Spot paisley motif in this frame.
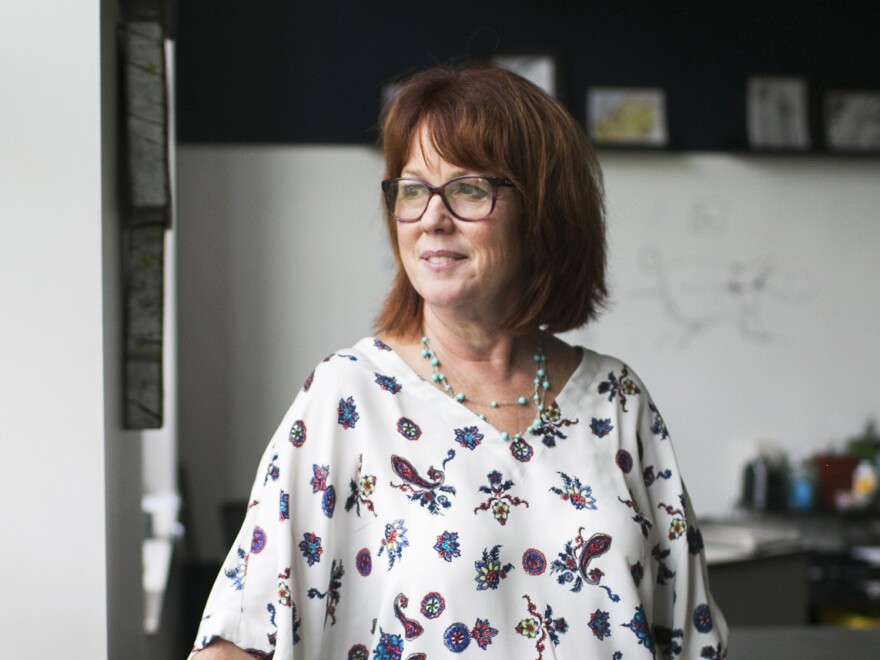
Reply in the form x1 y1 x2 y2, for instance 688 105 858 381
578 532 612 584
393 593 424 640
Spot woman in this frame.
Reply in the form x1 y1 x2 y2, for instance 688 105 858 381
191 64 728 659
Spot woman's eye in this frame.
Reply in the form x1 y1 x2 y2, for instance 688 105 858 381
400 184 425 199
450 181 489 199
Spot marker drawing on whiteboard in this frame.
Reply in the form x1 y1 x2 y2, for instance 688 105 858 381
633 247 815 348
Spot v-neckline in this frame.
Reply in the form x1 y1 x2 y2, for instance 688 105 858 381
364 337 599 476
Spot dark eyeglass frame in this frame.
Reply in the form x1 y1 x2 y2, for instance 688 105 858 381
381 175 515 223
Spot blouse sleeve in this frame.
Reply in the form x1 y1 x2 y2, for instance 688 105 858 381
189 350 373 659
186 353 344 660
187 420 298 660
632 374 729 659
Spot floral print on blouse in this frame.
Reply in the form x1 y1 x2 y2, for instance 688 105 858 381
190 337 728 659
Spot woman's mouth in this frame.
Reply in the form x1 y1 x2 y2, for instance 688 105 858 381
421 250 465 269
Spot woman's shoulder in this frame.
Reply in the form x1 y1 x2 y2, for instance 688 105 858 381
299 336 410 394
547 333 620 375
273 337 406 434
587 349 642 383
554 338 658 411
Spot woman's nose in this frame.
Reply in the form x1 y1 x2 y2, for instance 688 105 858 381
419 193 454 232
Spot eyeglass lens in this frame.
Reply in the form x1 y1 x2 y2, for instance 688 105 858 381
388 177 496 221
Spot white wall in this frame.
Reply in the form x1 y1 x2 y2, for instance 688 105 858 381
0 1 144 656
177 145 880 561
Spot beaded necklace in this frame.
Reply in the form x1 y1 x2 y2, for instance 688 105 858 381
420 334 549 442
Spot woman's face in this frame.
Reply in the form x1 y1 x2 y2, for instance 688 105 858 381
396 125 526 326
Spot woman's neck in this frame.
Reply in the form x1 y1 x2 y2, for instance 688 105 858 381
420 305 532 373
415 306 547 406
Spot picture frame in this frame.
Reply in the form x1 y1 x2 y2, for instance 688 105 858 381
824 89 880 153
492 53 561 99
586 87 669 147
746 76 810 151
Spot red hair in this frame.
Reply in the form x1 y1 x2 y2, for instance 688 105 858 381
375 62 607 340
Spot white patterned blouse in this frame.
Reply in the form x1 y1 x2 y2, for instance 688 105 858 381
190 337 728 659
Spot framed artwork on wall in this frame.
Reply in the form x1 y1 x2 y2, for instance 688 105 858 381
746 76 810 151
825 90 880 153
586 87 668 147
492 53 560 99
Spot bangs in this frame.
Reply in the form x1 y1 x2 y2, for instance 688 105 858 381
382 70 524 182
418 109 503 177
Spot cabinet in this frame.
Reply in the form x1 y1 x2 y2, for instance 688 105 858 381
708 551 811 626
704 512 880 627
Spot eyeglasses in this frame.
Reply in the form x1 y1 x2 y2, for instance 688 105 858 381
381 175 515 222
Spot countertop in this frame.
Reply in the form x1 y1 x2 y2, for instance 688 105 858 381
701 518 807 565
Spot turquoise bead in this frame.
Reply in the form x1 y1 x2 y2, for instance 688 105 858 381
517 396 527 406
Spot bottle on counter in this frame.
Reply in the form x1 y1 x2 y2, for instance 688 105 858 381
787 456 816 513
741 442 789 511
852 459 878 507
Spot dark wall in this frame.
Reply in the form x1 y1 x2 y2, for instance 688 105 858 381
176 1 880 151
